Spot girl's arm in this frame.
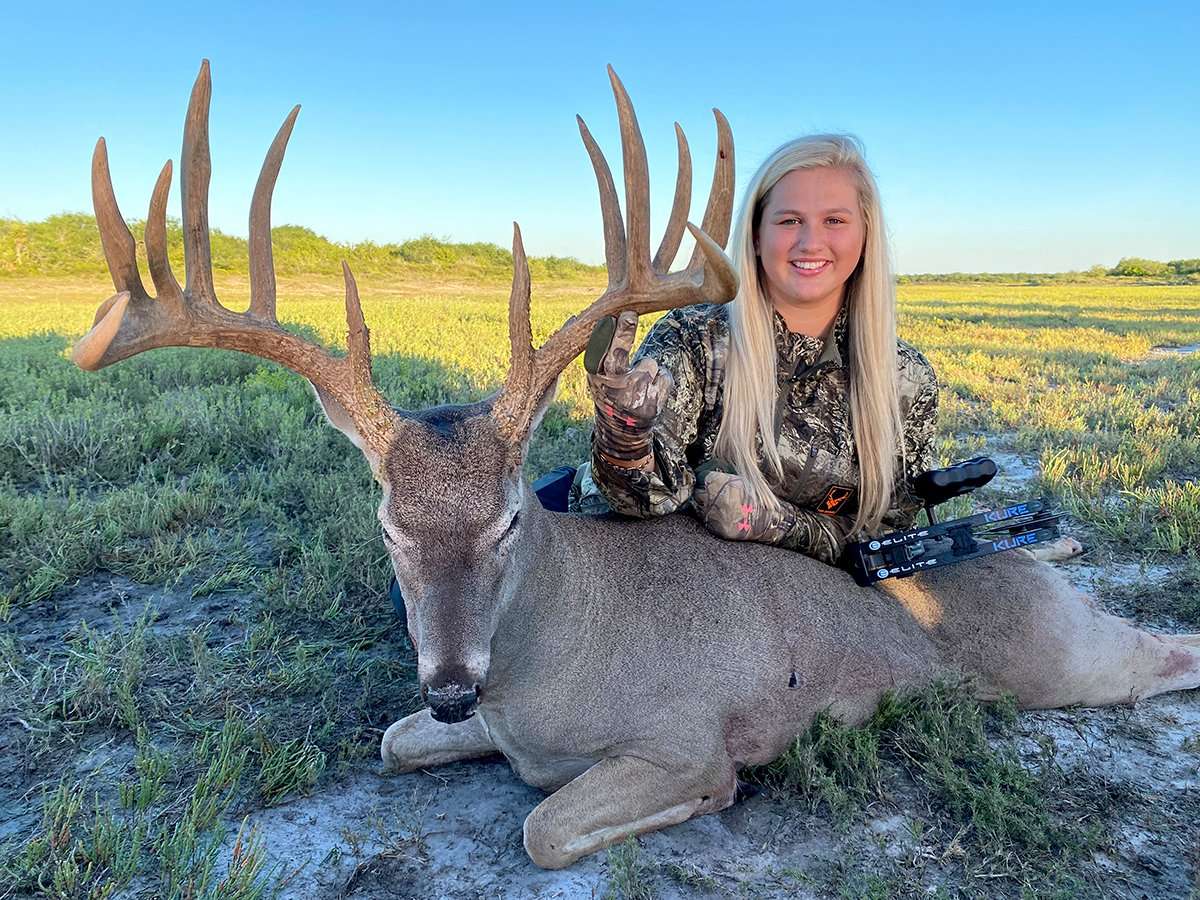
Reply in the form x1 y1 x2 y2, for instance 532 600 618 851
879 351 941 531
588 310 708 518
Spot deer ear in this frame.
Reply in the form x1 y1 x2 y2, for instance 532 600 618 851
529 375 559 435
309 381 384 477
501 375 560 468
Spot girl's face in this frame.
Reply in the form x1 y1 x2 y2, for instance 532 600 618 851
755 166 866 321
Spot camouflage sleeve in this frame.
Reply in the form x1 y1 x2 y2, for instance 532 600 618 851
880 349 940 531
775 505 857 565
590 312 706 518
691 470 852 565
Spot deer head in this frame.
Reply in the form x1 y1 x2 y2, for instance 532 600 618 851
74 60 737 723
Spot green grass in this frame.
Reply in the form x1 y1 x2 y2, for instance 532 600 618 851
749 682 1110 891
2 271 1198 895
604 837 656 900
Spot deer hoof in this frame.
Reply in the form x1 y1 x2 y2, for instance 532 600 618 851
380 717 420 773
1027 536 1084 563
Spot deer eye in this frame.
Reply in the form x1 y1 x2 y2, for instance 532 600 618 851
497 512 520 552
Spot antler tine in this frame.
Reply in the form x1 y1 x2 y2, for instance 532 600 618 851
91 138 148 302
181 59 218 304
688 108 735 267
686 221 739 302
342 261 370 376
652 122 692 274
492 224 536 440
249 105 301 322
607 66 652 290
145 160 184 308
340 262 395 436
507 224 534 390
576 115 626 288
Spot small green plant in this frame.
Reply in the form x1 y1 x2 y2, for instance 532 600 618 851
118 726 173 812
211 819 276 900
257 735 327 805
663 861 718 892
751 708 885 822
604 837 656 900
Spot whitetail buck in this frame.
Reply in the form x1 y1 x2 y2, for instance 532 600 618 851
74 61 1200 869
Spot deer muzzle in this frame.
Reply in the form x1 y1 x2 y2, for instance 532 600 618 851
422 680 481 723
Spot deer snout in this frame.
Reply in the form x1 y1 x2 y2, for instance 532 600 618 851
422 680 481 723
418 653 489 723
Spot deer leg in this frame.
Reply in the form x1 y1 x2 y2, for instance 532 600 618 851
1120 630 1200 701
1001 601 1200 708
521 755 734 869
898 553 1200 708
1046 627 1200 707
380 709 498 773
1009 582 1200 708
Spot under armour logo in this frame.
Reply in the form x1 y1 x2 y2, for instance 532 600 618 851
737 503 754 532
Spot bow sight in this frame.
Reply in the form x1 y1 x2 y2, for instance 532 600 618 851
845 457 1062 586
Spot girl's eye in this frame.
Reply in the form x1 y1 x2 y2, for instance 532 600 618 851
827 217 845 225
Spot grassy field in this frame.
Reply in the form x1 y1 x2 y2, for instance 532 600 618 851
1 272 1198 897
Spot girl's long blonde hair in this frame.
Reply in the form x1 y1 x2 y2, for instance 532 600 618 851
713 134 901 536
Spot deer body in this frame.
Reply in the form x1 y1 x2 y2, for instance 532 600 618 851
74 61 1200 872
380 475 1200 868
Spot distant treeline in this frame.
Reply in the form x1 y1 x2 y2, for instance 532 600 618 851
2 214 1194 285
900 257 1200 285
0 214 604 280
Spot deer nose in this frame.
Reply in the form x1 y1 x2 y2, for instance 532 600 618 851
422 682 480 723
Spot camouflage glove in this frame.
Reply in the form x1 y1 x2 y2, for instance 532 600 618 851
692 470 797 544
584 310 674 471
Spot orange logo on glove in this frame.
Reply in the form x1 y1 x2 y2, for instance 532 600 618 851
818 485 854 516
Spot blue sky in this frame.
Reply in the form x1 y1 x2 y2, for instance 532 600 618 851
1 1 1195 273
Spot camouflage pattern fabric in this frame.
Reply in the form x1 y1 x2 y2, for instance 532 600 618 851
569 302 939 565
586 311 673 470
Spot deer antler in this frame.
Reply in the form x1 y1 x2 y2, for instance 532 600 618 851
73 60 399 459
491 66 737 443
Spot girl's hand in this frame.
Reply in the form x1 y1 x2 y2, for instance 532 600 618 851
585 311 674 469
692 471 796 544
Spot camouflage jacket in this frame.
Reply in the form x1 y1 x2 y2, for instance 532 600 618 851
571 303 939 565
